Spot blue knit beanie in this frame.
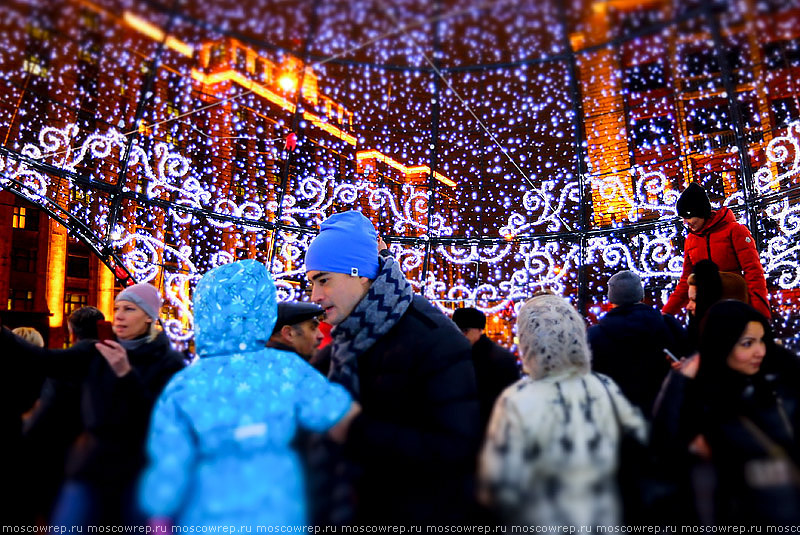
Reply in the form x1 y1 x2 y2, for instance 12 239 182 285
304 211 380 279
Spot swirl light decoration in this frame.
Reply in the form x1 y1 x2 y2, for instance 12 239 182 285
1 0 799 350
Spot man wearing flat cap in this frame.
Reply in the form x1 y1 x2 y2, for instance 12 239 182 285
266 302 324 361
304 210 480 524
663 182 770 319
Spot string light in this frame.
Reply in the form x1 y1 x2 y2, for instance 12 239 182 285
1 1 799 349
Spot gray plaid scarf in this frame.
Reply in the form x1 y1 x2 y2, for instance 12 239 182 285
329 255 413 399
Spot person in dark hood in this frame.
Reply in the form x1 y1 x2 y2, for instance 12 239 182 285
588 269 688 417
653 300 800 524
663 182 769 319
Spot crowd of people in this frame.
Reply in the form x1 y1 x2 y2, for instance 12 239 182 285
2 183 798 528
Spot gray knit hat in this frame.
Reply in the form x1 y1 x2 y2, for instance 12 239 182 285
115 283 162 321
607 270 644 306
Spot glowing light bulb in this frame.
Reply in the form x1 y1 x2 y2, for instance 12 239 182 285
278 74 297 93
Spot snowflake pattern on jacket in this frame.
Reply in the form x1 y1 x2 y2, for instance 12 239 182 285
139 260 352 526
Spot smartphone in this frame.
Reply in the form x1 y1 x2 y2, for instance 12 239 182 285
663 348 680 363
96 319 115 342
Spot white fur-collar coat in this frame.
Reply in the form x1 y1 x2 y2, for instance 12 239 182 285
478 372 647 527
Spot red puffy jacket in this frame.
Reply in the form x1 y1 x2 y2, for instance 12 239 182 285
663 208 770 319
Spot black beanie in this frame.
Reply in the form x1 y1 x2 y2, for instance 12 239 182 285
676 182 712 219
692 259 723 320
452 307 486 330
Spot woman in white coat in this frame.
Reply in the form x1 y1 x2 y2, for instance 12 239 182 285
478 293 647 527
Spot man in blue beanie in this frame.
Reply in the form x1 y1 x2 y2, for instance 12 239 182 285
305 210 480 525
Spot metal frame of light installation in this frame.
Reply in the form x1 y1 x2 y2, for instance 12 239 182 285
1 0 799 347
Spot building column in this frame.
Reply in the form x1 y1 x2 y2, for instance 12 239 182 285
0 192 13 309
97 260 115 320
45 219 67 348
571 5 632 226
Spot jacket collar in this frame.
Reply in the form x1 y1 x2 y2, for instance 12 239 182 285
692 207 735 237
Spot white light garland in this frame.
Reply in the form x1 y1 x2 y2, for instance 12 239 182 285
4 120 800 340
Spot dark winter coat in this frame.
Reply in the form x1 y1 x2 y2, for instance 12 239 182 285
652 355 800 525
22 374 83 521
0 328 184 485
663 208 770 318
315 295 481 524
0 328 45 524
588 303 688 417
471 334 519 431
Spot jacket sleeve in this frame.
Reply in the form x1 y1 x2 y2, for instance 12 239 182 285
662 247 694 316
0 327 92 379
650 371 699 454
607 377 649 443
109 354 185 433
346 341 480 469
730 223 770 319
477 393 530 520
587 325 612 375
295 358 353 433
139 380 196 520
662 313 692 357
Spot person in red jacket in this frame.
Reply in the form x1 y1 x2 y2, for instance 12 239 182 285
663 182 770 319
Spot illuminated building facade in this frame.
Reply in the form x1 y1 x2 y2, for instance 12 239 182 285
0 0 455 347
1 0 800 350
574 0 800 227
571 0 800 338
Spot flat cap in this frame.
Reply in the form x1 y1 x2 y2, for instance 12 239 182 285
271 301 323 335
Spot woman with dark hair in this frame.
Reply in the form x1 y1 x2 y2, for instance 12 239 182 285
685 259 749 348
653 300 800 524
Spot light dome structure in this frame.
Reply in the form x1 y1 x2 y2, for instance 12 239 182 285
1 0 799 347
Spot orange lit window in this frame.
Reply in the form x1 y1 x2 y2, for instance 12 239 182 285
8 289 34 311
12 206 26 229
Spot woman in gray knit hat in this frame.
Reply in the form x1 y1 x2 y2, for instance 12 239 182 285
478 293 646 528
0 282 185 526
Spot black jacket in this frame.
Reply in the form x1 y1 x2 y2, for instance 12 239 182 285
652 354 800 525
0 328 184 485
471 334 519 432
588 303 688 417
0 328 45 524
316 295 481 524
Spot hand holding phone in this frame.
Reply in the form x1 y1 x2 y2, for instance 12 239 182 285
663 348 680 363
96 320 115 342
